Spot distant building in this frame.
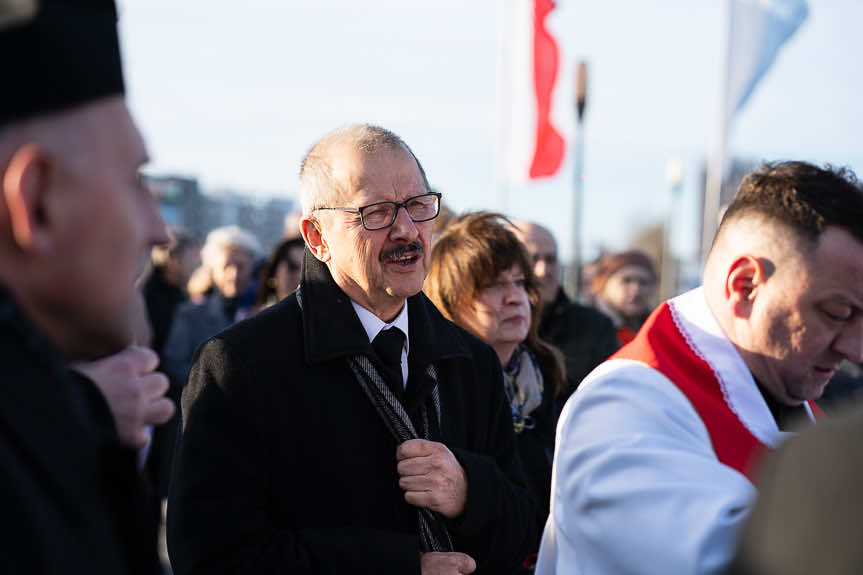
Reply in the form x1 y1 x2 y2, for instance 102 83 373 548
145 174 296 253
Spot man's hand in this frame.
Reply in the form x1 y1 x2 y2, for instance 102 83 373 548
396 439 468 518
420 552 476 574
71 346 175 449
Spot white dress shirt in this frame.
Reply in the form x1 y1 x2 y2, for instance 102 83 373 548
351 301 409 389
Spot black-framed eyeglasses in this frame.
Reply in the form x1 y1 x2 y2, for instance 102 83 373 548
313 191 442 231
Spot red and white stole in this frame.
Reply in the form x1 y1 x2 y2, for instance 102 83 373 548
612 288 820 483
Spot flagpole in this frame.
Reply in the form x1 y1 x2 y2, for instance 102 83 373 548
570 61 587 300
702 0 732 263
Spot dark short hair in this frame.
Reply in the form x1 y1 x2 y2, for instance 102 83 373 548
425 211 564 395
719 161 863 249
255 236 305 307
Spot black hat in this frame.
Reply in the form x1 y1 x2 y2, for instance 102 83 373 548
0 0 125 126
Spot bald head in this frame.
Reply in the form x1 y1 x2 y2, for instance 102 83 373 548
298 124 429 218
513 221 559 306
0 97 167 360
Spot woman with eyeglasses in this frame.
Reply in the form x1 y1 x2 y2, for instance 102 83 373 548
424 211 564 571
254 236 306 312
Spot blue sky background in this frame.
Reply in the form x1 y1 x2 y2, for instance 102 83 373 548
117 0 863 264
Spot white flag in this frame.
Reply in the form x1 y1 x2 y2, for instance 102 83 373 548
497 0 565 191
726 0 808 123
702 0 808 258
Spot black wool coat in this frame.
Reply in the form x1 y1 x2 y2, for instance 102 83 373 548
539 288 620 401
0 287 160 575
167 253 537 574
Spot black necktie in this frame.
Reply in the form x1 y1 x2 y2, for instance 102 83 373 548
372 327 405 399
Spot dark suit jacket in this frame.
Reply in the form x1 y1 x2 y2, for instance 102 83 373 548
0 287 159 574
167 252 536 574
539 288 619 400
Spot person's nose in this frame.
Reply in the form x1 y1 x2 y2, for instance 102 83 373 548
833 316 863 363
388 205 419 242
502 281 527 305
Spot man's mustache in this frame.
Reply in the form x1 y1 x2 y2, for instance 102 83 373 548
380 241 424 261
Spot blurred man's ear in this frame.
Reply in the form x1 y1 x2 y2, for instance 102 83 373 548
300 217 330 263
2 143 53 253
726 255 762 319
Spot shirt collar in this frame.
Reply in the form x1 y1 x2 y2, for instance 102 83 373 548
350 300 410 355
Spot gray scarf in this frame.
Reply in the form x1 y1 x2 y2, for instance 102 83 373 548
347 355 454 552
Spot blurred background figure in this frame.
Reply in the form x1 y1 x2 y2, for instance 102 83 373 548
430 193 456 245
425 212 564 569
254 236 305 311
514 221 618 401
162 225 260 386
142 227 201 357
185 265 213 303
282 208 302 240
139 227 201 544
590 250 658 346
816 361 863 412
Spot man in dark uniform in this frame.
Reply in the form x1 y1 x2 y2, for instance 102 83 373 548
513 221 619 399
168 125 536 574
0 0 172 572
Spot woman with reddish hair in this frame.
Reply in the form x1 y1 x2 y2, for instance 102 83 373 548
591 250 658 346
425 212 564 567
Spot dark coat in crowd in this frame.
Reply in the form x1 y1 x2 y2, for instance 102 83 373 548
167 253 536 575
0 287 160 575
141 266 188 503
161 292 235 387
539 288 619 400
142 266 187 357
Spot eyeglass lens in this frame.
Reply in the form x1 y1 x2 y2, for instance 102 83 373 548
362 194 439 230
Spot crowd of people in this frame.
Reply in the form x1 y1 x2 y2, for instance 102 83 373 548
4 2 863 575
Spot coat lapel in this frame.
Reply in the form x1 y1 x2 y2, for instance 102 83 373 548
298 247 473 410
299 248 375 364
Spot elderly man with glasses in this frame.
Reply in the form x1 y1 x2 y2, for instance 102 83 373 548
168 125 536 575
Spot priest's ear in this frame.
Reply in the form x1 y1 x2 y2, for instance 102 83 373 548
1 143 53 254
300 215 330 263
725 255 771 319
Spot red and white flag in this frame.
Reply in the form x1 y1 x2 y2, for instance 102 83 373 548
498 0 566 188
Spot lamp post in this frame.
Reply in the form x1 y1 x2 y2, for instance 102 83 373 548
662 157 685 299
569 60 588 300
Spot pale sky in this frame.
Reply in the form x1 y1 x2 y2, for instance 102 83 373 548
117 0 863 264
